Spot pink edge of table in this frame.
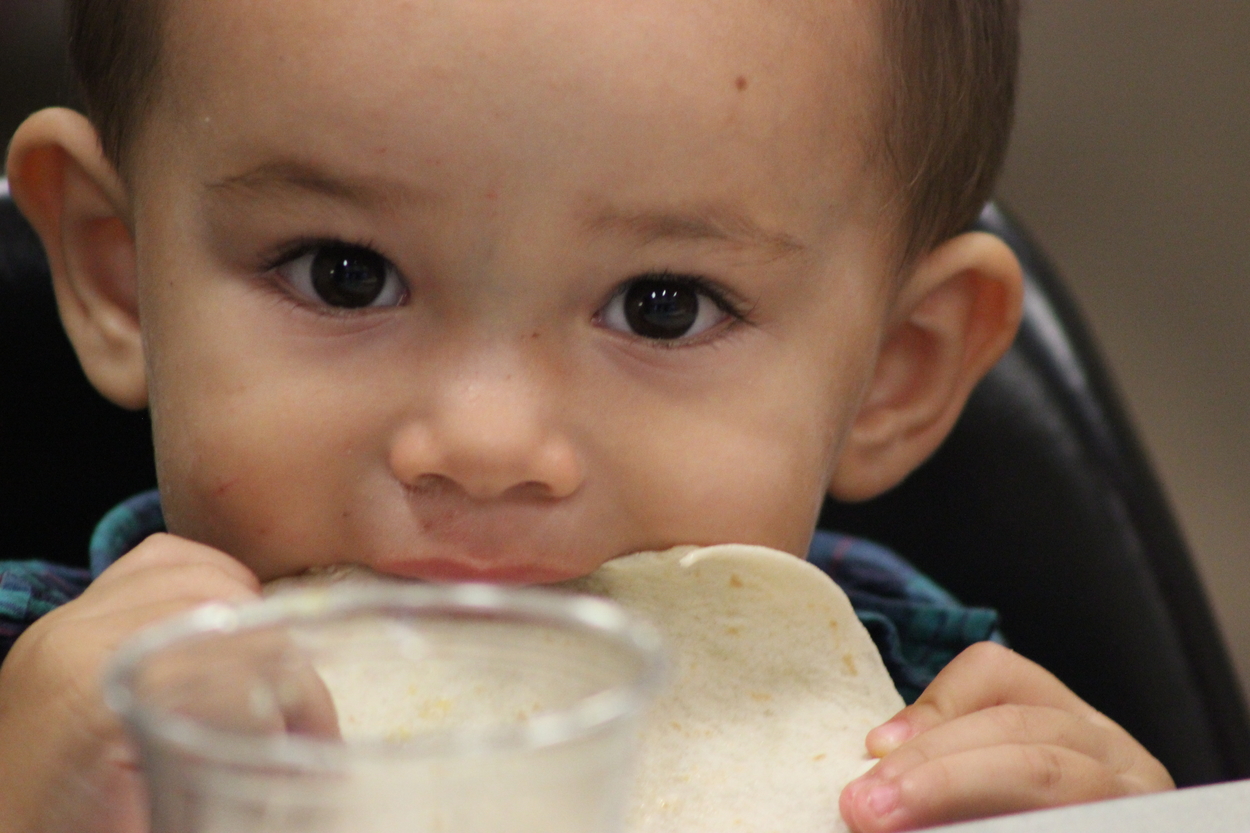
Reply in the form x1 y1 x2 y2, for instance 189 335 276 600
929 779 1250 833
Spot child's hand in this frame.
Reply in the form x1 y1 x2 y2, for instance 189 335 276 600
0 534 261 833
839 642 1174 832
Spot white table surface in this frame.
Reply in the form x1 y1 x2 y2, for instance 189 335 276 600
930 779 1250 833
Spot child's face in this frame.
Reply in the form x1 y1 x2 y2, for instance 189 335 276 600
126 0 897 581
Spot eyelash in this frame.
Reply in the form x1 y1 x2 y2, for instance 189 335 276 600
601 272 754 348
260 237 387 275
259 237 402 313
664 273 749 317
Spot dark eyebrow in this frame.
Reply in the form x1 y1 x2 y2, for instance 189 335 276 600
205 160 410 208
585 205 806 256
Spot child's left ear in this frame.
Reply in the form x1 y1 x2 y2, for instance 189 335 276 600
829 231 1024 501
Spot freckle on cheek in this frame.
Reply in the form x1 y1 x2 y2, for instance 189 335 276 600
735 75 749 91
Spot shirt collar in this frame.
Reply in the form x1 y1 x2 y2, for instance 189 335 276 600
88 490 166 578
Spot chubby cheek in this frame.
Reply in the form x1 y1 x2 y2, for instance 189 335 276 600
142 315 390 580
599 308 879 558
150 380 377 579
601 371 854 559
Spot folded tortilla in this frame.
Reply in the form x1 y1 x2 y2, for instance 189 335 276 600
563 545 903 833
265 545 903 832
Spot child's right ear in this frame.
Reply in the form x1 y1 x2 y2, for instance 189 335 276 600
6 107 147 410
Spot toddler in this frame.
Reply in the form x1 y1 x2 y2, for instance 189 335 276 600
1 0 1172 831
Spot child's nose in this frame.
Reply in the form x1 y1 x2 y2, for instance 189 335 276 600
387 369 584 502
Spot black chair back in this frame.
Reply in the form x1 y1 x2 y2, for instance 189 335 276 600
822 204 1250 786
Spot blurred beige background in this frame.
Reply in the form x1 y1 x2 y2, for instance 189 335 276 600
4 2 1250 692
997 0 1250 695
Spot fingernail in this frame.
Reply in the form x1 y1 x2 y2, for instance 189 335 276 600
870 719 914 754
866 782 900 818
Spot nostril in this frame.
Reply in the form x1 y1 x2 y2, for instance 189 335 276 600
389 421 584 501
408 473 459 495
404 474 555 501
504 480 560 501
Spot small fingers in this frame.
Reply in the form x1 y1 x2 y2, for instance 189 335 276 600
866 643 1097 756
80 533 260 616
283 661 342 740
853 703 1173 810
869 704 1137 785
841 743 1128 833
137 630 342 740
93 532 261 592
16 534 265 710
846 643 1174 832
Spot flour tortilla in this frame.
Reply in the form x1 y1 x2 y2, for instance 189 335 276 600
263 563 404 595
562 545 903 833
265 545 903 833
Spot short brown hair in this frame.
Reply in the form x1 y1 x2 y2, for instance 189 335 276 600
65 0 164 177
66 0 1018 263
878 0 1020 267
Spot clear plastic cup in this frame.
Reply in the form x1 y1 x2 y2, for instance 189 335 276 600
105 582 665 833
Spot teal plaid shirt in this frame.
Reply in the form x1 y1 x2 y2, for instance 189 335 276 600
1 491 1003 703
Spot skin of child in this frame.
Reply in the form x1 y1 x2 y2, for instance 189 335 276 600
1 0 1173 830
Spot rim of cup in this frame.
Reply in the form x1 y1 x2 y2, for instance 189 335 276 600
104 581 667 771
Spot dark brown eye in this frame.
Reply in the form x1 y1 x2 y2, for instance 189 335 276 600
624 279 701 339
309 244 391 308
599 275 735 342
277 243 405 309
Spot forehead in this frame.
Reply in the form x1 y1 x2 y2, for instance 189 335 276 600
145 0 886 239
159 0 879 102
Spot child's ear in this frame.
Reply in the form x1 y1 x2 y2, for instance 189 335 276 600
5 107 147 409
828 231 1024 501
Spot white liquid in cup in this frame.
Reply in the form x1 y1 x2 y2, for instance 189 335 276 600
106 583 665 833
